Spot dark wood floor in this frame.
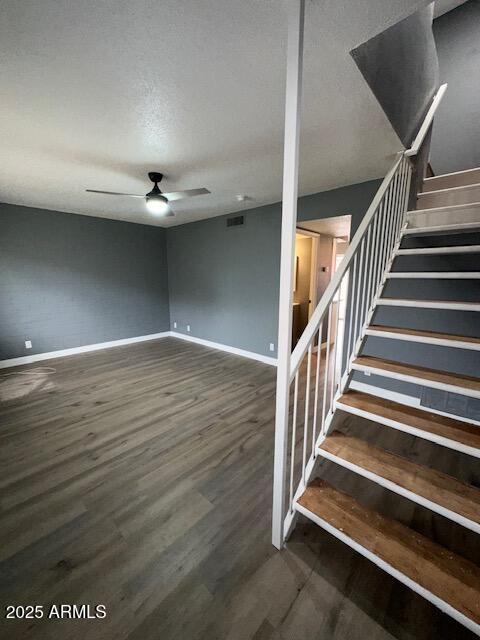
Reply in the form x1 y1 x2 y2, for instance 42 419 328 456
0 338 477 639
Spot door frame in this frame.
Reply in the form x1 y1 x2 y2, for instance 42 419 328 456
295 227 320 320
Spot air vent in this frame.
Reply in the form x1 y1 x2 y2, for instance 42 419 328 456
226 215 245 228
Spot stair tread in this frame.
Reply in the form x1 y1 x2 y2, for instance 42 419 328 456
368 325 480 345
353 356 480 393
397 245 480 254
297 479 480 626
318 431 480 525
408 201 480 216
418 182 480 197
337 390 480 450
387 272 480 279
378 298 480 309
423 167 480 192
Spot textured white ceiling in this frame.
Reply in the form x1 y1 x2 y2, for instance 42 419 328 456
0 0 428 227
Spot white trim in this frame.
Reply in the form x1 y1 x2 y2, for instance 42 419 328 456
316 445 480 534
169 331 277 366
336 397 480 459
396 245 480 256
377 298 480 312
0 331 278 370
272 0 305 550
386 272 480 279
365 327 480 351
351 361 480 400
294 502 480 636
0 332 170 369
348 380 480 427
402 221 480 235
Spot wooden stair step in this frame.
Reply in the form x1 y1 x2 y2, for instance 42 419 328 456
397 245 480 256
376 298 480 312
296 480 480 634
336 390 480 458
365 325 480 351
352 356 480 399
386 272 480 279
402 221 480 235
317 431 480 533
423 167 480 192
407 202 480 230
417 183 480 210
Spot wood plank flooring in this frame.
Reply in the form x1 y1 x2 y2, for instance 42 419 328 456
0 337 478 639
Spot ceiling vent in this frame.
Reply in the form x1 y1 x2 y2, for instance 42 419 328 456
226 215 245 228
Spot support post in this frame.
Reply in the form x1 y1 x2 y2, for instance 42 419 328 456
272 0 305 550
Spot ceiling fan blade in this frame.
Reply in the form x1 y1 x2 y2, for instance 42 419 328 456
163 188 210 202
86 189 145 198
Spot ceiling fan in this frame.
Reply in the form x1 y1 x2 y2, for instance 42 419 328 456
86 172 210 216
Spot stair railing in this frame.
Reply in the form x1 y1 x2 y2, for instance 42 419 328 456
272 84 447 549
278 153 412 544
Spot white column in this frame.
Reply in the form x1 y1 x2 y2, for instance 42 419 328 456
272 0 305 550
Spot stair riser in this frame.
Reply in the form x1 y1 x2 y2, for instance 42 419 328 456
407 204 480 229
336 402 480 458
400 232 480 250
392 253 480 273
351 362 480 400
371 307 480 341
383 278 480 303
423 168 480 192
418 184 480 209
361 336 480 379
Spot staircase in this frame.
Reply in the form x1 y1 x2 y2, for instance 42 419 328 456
272 85 480 634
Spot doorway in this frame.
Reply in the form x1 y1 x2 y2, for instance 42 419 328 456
292 215 351 347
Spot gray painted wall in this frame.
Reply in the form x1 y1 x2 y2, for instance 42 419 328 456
167 180 381 358
0 203 170 360
430 0 480 174
351 5 438 147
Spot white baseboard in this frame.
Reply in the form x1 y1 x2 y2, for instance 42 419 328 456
169 331 277 366
0 332 170 369
0 330 278 370
349 380 480 427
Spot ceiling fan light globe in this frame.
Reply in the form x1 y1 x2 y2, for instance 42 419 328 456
146 195 169 215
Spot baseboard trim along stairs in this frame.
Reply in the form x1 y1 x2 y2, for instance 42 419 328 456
283 153 480 634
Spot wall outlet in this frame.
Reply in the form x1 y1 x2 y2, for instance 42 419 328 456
186 324 191 333
173 321 177 329
269 343 275 352
25 340 32 349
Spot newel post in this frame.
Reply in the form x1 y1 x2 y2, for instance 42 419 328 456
272 0 305 549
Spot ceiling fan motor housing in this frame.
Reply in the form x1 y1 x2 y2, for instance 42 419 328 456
148 172 163 184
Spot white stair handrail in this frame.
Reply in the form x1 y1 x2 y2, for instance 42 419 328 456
272 81 448 550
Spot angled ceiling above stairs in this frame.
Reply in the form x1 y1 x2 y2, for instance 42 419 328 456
0 0 429 227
